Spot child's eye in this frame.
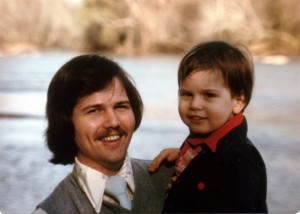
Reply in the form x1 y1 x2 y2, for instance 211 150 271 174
205 92 216 98
180 92 192 97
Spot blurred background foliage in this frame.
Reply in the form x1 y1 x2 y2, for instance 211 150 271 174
1 0 299 56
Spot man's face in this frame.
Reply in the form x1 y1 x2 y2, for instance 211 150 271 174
72 77 135 175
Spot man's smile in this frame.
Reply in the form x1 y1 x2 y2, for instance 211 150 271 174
101 134 121 142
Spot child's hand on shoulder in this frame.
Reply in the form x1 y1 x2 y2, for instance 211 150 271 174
148 148 179 172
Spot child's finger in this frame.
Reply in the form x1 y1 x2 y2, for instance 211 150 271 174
148 151 167 172
148 148 179 172
167 149 180 162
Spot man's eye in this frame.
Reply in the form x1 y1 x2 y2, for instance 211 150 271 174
116 103 131 109
88 109 99 114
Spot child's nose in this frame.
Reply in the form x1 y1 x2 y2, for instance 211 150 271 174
190 96 203 110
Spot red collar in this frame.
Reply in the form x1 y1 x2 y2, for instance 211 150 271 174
188 113 244 152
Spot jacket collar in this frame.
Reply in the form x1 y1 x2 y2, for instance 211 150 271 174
188 113 244 152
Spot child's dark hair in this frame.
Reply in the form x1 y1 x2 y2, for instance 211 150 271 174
178 40 254 111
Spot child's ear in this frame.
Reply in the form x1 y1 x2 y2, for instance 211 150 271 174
233 94 246 114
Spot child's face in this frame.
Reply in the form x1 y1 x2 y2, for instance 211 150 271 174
178 70 245 135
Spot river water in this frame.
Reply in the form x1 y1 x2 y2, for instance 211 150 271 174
0 52 299 213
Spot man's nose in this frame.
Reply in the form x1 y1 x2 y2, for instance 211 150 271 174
102 110 120 128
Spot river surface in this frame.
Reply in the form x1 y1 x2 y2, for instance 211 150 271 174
0 52 299 213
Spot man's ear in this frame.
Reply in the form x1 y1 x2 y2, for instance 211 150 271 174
233 94 246 114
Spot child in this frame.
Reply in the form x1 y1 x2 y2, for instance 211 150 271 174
149 41 268 213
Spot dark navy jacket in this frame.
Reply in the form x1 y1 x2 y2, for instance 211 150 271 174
163 118 268 213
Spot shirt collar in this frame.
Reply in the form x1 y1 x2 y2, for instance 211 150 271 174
118 155 135 192
74 155 135 213
188 113 244 152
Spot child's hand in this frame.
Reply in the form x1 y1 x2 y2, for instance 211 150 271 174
148 148 179 172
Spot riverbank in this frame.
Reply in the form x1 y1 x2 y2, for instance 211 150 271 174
1 0 300 56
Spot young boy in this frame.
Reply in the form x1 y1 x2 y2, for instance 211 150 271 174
149 41 268 213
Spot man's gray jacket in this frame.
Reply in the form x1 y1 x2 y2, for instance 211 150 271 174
34 159 173 214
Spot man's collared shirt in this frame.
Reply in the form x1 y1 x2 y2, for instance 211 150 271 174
74 155 135 213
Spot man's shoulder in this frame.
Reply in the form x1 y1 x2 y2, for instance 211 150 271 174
130 158 173 180
35 172 94 214
36 173 75 209
130 158 150 169
129 158 173 212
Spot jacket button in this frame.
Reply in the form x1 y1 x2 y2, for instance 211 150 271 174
197 181 205 190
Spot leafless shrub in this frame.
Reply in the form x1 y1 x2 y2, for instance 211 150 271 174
80 0 300 55
0 0 299 55
251 0 300 54
0 0 82 50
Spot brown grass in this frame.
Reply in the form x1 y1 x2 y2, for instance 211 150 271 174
0 0 299 56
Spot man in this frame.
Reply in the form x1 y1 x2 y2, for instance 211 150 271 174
33 55 172 214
